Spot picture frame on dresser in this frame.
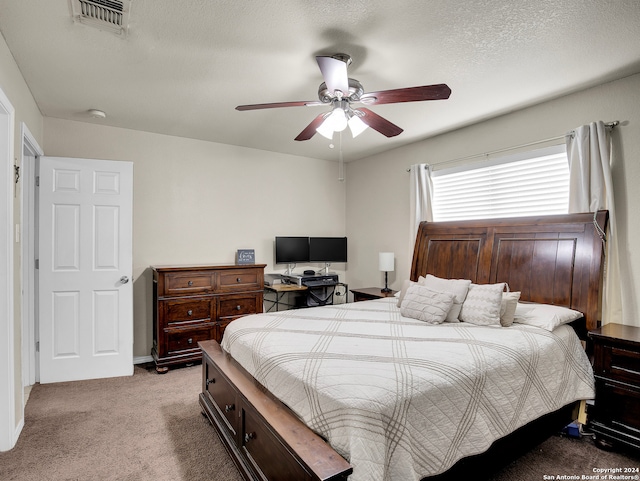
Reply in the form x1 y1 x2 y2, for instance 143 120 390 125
151 263 266 373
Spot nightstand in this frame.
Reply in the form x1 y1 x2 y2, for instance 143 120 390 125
350 287 398 302
589 323 640 450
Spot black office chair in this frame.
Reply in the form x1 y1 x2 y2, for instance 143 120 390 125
306 286 335 307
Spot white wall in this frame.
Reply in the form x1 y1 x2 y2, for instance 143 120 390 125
346 73 640 326
43 118 347 358
0 31 43 448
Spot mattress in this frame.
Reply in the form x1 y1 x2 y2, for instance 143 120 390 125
221 298 595 481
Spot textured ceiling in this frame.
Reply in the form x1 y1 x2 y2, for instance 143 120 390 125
1 0 639 161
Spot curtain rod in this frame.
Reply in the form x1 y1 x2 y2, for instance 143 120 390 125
406 120 620 172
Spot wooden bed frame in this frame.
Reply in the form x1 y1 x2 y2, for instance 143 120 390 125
199 211 608 481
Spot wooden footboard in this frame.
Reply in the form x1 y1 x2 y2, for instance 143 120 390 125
198 339 352 481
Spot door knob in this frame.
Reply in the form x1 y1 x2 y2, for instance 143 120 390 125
120 276 129 284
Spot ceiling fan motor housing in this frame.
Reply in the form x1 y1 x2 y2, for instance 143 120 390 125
317 78 364 103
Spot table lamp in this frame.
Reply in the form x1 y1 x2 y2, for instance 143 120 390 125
379 252 394 293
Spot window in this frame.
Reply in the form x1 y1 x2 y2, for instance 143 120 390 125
431 145 569 221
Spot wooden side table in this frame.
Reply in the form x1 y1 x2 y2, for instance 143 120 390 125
588 323 640 450
350 287 398 302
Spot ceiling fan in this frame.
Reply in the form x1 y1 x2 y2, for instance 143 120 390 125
236 53 451 141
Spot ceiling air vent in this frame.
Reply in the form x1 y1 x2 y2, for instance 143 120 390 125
70 0 132 37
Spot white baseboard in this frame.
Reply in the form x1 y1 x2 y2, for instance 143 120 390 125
133 355 153 365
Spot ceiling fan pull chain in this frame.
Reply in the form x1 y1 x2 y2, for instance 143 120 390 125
338 131 344 182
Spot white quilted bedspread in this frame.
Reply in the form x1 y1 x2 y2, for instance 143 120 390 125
221 298 594 481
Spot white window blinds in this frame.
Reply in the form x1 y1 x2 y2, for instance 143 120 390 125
431 145 569 221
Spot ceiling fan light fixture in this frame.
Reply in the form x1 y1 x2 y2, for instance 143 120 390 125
327 106 348 132
316 119 335 139
348 114 368 138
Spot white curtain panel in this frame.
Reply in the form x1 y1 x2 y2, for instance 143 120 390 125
566 121 625 326
409 164 434 256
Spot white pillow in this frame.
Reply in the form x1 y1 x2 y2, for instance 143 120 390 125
396 279 416 307
500 291 521 327
459 282 506 326
513 302 584 331
400 284 455 325
418 275 472 323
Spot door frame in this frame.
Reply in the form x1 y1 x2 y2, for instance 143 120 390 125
0 86 17 451
20 123 43 387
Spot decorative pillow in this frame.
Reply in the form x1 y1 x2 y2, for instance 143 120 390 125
396 279 416 308
500 291 521 327
400 284 455 325
513 302 584 331
418 275 472 323
459 282 506 326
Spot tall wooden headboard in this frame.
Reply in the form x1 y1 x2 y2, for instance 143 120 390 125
410 211 608 331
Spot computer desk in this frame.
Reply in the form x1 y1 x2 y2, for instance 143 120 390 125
264 282 348 312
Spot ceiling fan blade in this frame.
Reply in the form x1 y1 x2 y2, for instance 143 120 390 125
236 100 322 111
316 56 349 96
360 84 451 105
294 113 327 141
357 108 403 137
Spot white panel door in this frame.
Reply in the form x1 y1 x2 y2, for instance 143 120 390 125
39 157 133 383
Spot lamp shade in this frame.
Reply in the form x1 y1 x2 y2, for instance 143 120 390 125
348 115 368 138
316 120 334 139
379 252 395 272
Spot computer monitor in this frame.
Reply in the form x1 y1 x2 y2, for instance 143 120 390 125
309 237 347 273
275 237 309 274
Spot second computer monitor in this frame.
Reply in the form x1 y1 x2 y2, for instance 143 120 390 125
309 237 347 263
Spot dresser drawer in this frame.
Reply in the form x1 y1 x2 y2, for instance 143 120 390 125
163 272 214 296
217 318 236 342
242 405 313 481
166 325 215 354
598 344 640 386
164 298 214 326
219 294 261 319
593 379 640 447
597 380 640 430
203 359 239 438
218 268 262 292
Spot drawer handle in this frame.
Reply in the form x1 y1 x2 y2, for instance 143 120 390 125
187 338 193 344
187 310 193 316
236 305 241 311
244 432 255 444
236 277 241 283
188 280 193 286
224 404 235 413
206 378 215 386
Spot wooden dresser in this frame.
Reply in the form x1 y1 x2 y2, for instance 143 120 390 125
589 323 640 450
151 264 266 373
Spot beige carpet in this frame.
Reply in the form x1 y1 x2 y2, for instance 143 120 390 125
0 364 242 481
1 363 638 481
